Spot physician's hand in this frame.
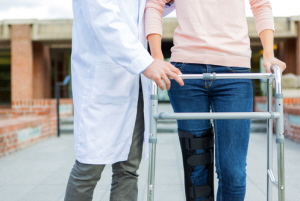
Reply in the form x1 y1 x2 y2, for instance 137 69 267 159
263 56 286 73
143 60 184 90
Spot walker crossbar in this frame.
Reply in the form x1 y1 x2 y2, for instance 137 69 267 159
147 65 285 201
177 73 274 80
153 112 280 120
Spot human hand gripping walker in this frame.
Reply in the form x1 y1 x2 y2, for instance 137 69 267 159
147 65 285 201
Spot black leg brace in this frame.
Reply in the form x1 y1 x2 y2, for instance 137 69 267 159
178 127 214 201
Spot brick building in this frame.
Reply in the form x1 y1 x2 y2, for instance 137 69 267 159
0 18 300 105
0 18 300 155
0 20 72 105
0 20 73 156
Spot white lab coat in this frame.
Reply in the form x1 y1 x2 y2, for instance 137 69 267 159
71 0 155 164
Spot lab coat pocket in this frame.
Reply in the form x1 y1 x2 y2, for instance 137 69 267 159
91 63 131 105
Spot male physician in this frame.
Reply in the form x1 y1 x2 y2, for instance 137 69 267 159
64 0 183 201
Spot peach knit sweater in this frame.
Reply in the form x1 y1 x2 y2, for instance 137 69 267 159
145 0 275 68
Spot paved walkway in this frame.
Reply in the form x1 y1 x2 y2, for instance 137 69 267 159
1 105 300 201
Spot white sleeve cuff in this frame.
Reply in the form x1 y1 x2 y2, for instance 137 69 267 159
127 51 154 75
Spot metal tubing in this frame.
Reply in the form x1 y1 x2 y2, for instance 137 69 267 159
271 65 285 201
148 143 157 201
267 79 274 201
276 96 285 201
56 83 61 137
271 65 282 94
147 67 284 201
275 98 284 137
55 76 70 137
278 143 285 201
151 80 158 95
148 81 158 201
153 112 280 120
268 169 278 186
178 73 274 80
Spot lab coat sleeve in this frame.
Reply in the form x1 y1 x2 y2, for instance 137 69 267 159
78 0 154 74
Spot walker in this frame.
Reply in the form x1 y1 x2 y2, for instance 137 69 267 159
147 65 285 201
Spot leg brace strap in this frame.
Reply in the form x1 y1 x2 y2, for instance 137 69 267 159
179 127 214 201
190 185 212 198
188 151 213 166
185 136 214 150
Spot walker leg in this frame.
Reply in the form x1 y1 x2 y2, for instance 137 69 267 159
148 142 157 201
276 94 285 201
267 79 273 201
271 65 285 201
148 82 158 201
277 143 285 201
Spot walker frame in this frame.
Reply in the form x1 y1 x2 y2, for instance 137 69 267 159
147 65 285 201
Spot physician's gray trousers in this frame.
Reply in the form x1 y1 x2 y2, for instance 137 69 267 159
64 82 144 201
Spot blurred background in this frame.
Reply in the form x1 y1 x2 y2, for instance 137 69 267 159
0 0 300 159
0 1 300 200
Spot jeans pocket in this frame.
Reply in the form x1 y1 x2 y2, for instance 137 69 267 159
171 62 185 70
225 67 250 73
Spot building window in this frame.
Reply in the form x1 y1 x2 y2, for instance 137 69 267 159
0 50 11 105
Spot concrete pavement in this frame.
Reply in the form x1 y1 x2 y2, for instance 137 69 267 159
1 103 300 201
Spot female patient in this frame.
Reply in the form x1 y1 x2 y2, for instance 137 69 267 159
145 0 286 201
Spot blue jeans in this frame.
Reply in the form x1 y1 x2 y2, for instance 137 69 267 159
168 63 253 201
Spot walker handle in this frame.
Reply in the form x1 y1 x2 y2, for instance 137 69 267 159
270 65 280 74
270 65 282 94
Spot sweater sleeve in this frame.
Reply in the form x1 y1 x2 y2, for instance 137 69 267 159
249 0 275 35
145 0 169 39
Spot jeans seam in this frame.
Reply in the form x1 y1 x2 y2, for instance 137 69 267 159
179 63 186 70
226 66 250 73
207 80 213 88
211 102 223 201
173 62 185 70
215 124 223 201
